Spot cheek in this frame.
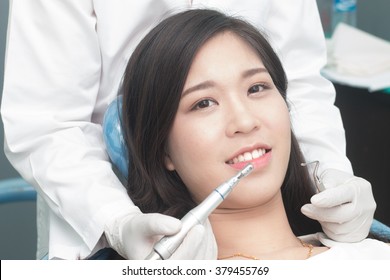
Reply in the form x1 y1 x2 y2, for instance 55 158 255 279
167 120 210 164
167 111 225 162
277 107 292 189
274 102 291 162
262 97 291 180
261 96 291 139
166 116 227 203
166 119 214 182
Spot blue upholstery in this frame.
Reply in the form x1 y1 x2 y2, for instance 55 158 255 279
370 219 390 241
102 95 129 179
0 177 37 203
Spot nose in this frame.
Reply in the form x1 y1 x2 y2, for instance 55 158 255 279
225 100 260 137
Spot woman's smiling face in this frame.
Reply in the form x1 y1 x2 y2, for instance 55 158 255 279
164 32 291 208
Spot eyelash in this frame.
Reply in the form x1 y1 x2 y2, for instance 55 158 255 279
248 83 270 95
191 99 217 111
190 83 270 111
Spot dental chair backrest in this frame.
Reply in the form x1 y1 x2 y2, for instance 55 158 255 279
102 95 128 179
0 177 36 203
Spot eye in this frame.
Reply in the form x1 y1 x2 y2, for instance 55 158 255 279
191 99 217 111
248 83 269 95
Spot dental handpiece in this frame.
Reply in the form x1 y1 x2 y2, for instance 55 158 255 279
145 163 254 260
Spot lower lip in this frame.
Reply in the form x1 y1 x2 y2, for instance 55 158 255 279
227 150 272 171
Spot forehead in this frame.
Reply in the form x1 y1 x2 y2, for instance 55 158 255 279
186 32 265 81
196 31 261 62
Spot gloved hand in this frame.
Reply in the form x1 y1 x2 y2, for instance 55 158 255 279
301 169 376 242
104 208 217 259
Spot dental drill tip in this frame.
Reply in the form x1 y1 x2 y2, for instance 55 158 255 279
238 163 254 179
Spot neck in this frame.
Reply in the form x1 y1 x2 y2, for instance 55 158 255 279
209 191 302 259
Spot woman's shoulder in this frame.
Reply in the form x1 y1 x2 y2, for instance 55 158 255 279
300 233 390 260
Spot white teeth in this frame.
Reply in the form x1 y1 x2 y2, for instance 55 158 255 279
228 148 267 164
252 149 260 159
244 152 252 161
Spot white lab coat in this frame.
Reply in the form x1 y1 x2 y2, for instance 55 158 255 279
1 0 352 260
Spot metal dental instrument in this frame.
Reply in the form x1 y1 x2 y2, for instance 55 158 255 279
301 161 326 193
145 163 254 260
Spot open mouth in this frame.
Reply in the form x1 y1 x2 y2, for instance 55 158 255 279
226 148 271 165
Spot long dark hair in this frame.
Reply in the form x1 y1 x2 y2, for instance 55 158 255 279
121 9 321 236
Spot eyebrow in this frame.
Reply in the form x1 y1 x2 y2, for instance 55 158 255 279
182 67 268 97
182 81 215 97
242 67 268 79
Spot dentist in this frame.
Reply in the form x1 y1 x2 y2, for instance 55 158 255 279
1 0 375 259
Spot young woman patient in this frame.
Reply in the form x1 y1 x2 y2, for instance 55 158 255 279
118 9 390 260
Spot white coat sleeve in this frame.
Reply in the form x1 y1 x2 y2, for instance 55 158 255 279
265 0 353 174
1 0 135 256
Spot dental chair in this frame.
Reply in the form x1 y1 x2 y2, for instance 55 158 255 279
0 177 37 259
0 177 37 203
102 96 390 242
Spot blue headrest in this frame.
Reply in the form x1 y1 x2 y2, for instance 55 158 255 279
102 96 129 178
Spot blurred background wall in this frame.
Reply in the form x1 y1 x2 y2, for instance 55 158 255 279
0 0 36 260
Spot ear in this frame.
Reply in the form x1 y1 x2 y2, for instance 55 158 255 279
164 153 176 171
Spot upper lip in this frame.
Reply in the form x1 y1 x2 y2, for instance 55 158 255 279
226 143 272 163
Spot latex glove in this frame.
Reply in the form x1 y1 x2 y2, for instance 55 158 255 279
301 169 376 242
105 209 217 259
